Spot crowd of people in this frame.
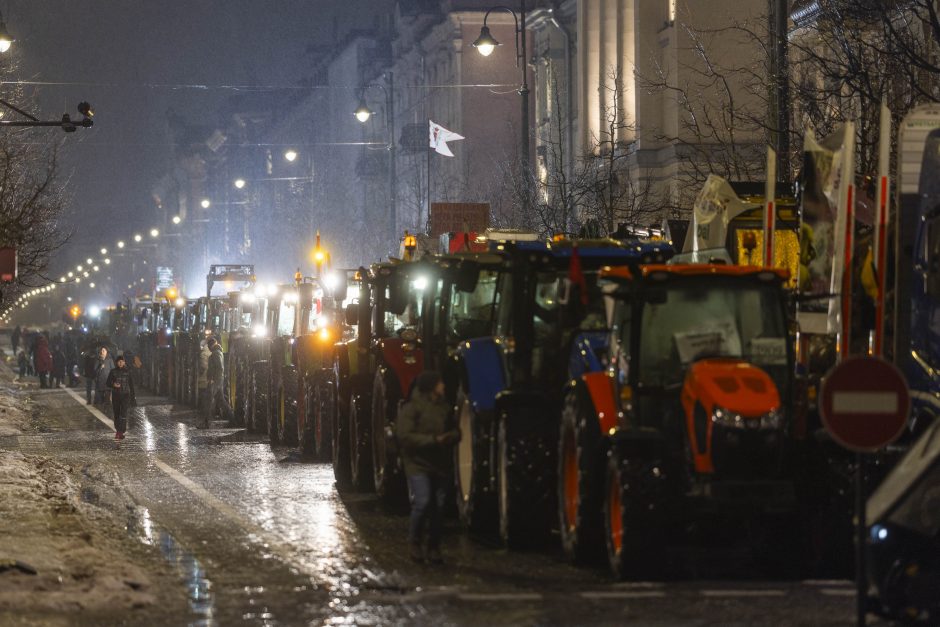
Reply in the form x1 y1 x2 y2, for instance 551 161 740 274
11 325 85 389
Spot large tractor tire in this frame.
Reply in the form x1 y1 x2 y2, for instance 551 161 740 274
252 362 271 439
314 373 334 461
497 412 554 549
275 376 298 447
331 377 352 488
229 361 244 427
604 444 667 580
454 385 497 535
299 379 316 459
372 369 407 508
558 387 605 563
349 394 375 492
268 381 282 447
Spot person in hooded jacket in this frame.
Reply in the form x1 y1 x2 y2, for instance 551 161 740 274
34 336 53 389
396 370 459 564
106 354 135 439
197 339 211 412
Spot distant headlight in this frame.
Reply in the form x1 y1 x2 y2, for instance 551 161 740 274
712 406 783 430
252 325 267 338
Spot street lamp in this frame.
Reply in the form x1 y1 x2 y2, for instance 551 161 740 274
355 76 397 239
200 198 211 209
100 247 107 255
134 234 142 243
284 149 298 162
172 216 181 225
117 240 125 249
234 178 246 189
471 3 530 204
150 228 159 238
0 13 13 53
354 99 372 123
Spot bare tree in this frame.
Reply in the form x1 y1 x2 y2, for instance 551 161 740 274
0 126 70 291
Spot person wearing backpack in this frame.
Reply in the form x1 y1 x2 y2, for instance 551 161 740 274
396 371 459 565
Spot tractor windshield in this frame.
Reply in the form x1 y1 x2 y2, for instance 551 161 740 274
448 269 499 341
634 277 788 388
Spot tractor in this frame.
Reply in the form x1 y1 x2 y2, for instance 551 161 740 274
561 263 800 578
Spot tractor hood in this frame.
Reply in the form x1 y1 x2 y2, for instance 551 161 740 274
685 358 780 417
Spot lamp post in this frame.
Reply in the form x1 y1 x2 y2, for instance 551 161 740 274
355 73 397 241
472 3 529 195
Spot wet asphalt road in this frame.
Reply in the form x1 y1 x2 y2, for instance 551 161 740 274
1 372 866 626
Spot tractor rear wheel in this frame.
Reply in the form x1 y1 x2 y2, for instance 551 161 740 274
314 373 334 461
278 380 298 447
454 385 496 535
349 394 375 492
497 413 553 548
372 370 406 508
558 388 604 563
604 446 666 580
299 380 317 459
331 378 352 489
252 363 271 441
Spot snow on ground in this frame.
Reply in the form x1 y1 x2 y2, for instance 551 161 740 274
0 355 188 625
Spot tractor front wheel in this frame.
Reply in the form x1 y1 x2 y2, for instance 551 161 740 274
558 388 604 564
497 413 553 549
349 394 374 492
372 370 406 508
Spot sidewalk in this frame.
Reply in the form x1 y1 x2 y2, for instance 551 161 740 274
0 352 188 626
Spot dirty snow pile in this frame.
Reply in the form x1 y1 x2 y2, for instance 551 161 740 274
0 387 31 436
0 388 187 623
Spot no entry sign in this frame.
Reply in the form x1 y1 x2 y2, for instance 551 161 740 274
820 356 910 452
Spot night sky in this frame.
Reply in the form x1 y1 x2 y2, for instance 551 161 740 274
6 0 384 278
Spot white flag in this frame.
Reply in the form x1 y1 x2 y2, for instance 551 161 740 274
429 120 464 157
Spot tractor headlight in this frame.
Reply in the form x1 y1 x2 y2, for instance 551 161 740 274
712 406 783 430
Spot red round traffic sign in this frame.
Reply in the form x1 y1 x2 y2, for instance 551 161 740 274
820 356 910 452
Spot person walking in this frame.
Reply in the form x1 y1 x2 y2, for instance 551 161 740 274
204 337 232 427
16 349 28 381
197 338 211 412
82 345 97 403
51 343 67 388
396 371 460 564
34 335 52 389
106 354 135 440
93 346 114 409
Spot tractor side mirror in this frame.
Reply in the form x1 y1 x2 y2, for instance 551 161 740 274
345 303 359 326
455 261 479 293
388 276 409 316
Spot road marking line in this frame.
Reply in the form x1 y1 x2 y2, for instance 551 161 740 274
457 593 543 602
581 591 666 600
612 581 664 589
700 589 787 597
802 579 852 586
820 589 856 597
61 381 310 576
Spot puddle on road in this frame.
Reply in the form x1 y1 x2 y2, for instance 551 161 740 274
126 506 216 626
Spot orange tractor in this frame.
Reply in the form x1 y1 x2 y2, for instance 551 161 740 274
560 263 803 578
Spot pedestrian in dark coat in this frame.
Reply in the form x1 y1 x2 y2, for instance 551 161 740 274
51 344 67 388
82 347 97 403
204 338 232 427
11 325 20 354
34 336 53 389
396 370 459 564
94 346 114 407
16 350 28 380
106 355 135 439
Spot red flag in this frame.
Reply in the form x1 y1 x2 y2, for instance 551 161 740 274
569 245 589 305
